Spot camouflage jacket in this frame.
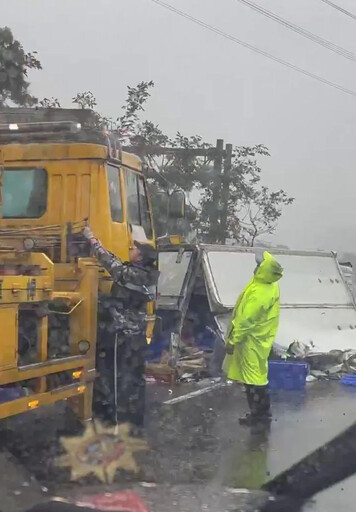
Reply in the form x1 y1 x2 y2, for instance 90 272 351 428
91 239 159 336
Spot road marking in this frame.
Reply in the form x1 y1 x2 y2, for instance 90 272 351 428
163 382 225 405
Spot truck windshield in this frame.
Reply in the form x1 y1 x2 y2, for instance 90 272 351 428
2 168 47 218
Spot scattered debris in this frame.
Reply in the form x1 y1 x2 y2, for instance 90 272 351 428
306 375 317 383
144 376 157 385
287 341 311 359
282 342 356 381
145 363 176 385
145 345 210 385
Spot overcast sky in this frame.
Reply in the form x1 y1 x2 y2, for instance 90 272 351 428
2 0 356 254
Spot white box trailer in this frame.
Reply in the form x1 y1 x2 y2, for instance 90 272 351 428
157 245 356 353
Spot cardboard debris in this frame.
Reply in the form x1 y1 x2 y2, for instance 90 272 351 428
145 363 176 385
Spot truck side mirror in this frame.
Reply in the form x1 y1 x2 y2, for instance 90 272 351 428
169 190 186 219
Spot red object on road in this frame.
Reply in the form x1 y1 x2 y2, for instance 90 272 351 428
77 491 149 512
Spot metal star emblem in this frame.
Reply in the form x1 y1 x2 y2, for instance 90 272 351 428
56 421 148 483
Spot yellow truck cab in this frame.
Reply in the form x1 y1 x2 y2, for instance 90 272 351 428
0 108 163 421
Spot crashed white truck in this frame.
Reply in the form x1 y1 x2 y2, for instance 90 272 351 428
156 245 356 376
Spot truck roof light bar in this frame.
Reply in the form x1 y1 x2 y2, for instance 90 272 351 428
0 121 81 135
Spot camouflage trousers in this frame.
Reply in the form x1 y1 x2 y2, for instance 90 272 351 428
93 330 147 427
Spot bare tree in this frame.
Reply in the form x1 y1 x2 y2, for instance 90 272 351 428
231 187 294 246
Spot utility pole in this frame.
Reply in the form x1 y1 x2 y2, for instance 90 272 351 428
220 143 233 244
124 140 229 243
208 139 224 243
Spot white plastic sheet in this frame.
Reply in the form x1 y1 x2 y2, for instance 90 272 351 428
203 249 352 308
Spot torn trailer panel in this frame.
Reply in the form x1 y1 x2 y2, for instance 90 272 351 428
203 245 356 353
202 246 353 311
156 245 202 334
155 245 217 371
157 244 356 354
157 245 198 311
215 307 356 355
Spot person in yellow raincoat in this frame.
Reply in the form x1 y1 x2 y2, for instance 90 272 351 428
223 251 283 426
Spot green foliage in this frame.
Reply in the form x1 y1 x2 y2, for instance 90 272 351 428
0 26 292 245
71 81 294 244
117 81 154 141
72 90 97 110
0 27 41 107
39 97 61 108
72 90 114 129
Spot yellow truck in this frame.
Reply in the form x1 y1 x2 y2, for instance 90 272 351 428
0 108 184 422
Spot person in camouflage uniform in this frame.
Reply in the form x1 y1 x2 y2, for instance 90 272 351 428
83 227 159 428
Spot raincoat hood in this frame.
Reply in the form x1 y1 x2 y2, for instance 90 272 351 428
255 251 283 284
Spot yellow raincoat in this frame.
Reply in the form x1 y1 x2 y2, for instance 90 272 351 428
223 252 283 386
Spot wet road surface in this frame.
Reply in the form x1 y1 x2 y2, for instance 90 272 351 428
1 379 356 511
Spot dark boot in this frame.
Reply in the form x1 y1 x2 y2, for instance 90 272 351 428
243 384 272 426
239 413 253 425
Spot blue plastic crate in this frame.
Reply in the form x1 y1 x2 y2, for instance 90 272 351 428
146 337 170 363
340 374 356 387
268 360 308 390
